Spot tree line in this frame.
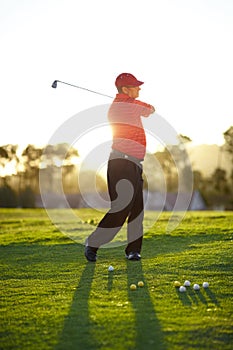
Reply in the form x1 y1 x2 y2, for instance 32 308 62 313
0 126 232 209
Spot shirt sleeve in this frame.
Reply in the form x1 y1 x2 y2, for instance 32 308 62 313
133 99 155 117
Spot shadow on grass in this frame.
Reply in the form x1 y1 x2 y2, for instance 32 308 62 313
107 269 114 291
55 262 96 350
204 288 221 306
177 287 220 308
143 232 231 259
127 260 167 350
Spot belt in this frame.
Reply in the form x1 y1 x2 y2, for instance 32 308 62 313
110 149 143 164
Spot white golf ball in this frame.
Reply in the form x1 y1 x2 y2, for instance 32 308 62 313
108 265 114 272
193 283 200 291
202 282 209 288
184 280 191 287
179 286 186 293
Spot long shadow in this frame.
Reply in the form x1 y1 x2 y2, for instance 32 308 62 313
143 232 232 258
203 288 221 307
176 288 193 306
127 260 167 350
186 287 208 305
177 287 220 308
55 262 96 350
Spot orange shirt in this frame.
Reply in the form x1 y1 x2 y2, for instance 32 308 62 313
108 93 154 159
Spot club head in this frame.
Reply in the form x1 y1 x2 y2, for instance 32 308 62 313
52 80 58 88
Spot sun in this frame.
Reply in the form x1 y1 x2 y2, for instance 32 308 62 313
74 125 112 169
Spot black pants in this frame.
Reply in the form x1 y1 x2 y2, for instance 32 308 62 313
86 152 144 254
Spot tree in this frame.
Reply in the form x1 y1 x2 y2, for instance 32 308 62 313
19 186 36 208
211 168 229 193
143 153 165 192
0 183 18 207
41 143 79 168
223 126 233 159
21 145 43 192
40 143 79 193
153 134 193 192
78 170 107 193
223 126 233 202
154 148 178 191
0 144 19 177
0 143 80 202
179 134 192 144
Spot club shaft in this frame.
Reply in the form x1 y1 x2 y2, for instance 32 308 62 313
56 80 113 98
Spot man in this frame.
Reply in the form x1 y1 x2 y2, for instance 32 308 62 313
85 73 155 262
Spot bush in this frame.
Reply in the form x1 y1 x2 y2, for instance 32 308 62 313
19 187 35 208
0 185 18 207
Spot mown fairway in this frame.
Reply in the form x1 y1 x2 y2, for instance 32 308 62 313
0 209 233 350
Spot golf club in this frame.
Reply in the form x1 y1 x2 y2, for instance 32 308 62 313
51 80 113 99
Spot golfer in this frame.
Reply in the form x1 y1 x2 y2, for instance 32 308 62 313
85 73 155 262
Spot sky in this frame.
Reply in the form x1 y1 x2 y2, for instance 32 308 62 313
1 0 233 160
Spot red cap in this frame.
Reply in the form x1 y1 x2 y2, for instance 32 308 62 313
115 73 144 88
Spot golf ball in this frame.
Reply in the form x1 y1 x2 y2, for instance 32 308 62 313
130 284 137 291
184 280 191 287
138 281 144 287
193 283 200 291
108 265 114 272
174 281 181 287
179 286 186 293
202 282 209 288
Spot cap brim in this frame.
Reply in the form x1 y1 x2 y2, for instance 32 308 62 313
135 81 144 86
130 80 144 87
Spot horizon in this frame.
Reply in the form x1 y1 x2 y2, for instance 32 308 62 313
0 138 230 179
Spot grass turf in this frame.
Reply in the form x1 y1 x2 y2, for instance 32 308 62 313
0 209 233 349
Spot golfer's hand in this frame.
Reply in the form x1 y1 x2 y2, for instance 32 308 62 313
150 105 156 113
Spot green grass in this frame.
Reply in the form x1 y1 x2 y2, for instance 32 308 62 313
0 209 233 350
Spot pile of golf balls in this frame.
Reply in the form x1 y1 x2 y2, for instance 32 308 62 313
174 280 209 292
